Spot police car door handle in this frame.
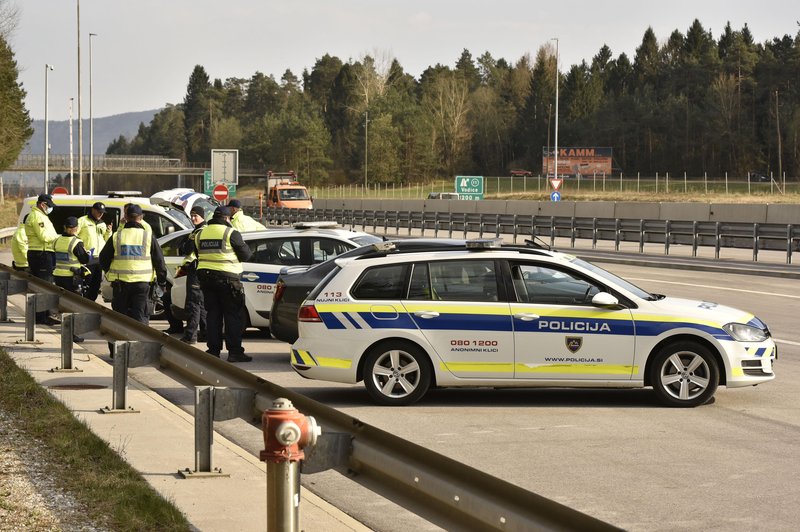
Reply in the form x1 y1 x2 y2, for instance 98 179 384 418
514 313 540 321
241 273 259 281
414 310 440 319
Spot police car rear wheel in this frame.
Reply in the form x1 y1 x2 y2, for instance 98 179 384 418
364 342 431 406
651 341 719 407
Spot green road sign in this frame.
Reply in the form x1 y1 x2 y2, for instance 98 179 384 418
455 175 484 200
204 170 236 197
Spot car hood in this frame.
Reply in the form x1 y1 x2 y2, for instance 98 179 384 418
645 296 758 327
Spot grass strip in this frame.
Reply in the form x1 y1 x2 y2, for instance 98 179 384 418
0 347 191 531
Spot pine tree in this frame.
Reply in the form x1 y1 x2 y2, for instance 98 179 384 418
0 33 32 171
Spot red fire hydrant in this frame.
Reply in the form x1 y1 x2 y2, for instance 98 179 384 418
260 398 321 532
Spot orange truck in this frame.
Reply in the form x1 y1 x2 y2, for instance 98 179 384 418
265 171 313 209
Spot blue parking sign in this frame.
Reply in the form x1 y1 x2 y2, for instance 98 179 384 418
550 191 561 202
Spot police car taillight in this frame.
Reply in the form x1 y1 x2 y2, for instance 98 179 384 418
298 304 322 322
273 280 286 302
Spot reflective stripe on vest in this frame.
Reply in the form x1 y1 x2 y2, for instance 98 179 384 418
195 225 243 274
53 236 80 277
107 227 153 282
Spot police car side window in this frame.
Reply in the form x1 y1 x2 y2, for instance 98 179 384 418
352 265 408 300
512 263 599 305
429 260 499 302
312 239 349 264
407 263 432 300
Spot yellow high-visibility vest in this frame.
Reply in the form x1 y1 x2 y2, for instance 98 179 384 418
24 207 57 251
195 224 243 274
53 235 82 277
106 226 154 282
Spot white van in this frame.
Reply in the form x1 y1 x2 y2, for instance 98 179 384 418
20 191 192 239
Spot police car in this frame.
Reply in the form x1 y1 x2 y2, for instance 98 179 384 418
290 239 776 407
169 222 382 330
150 188 220 220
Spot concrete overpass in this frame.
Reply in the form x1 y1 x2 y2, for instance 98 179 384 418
9 154 267 177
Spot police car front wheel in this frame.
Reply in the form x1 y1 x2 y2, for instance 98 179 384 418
363 342 432 406
650 341 719 407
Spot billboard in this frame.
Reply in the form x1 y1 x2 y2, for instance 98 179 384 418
542 147 612 177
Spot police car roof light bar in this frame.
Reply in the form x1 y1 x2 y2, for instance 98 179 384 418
466 238 503 250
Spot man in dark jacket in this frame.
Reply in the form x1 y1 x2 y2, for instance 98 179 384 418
191 206 252 362
178 205 207 343
99 204 168 326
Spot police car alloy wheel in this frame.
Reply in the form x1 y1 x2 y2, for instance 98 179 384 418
364 341 432 406
650 341 719 407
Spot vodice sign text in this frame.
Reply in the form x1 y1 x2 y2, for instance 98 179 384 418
455 176 484 200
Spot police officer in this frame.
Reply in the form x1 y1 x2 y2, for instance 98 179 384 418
11 214 29 272
178 205 207 344
76 201 112 301
25 194 59 324
53 216 90 342
227 199 267 232
194 206 252 362
99 204 167 329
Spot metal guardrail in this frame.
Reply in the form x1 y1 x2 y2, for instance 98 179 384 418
259 206 800 264
0 265 618 531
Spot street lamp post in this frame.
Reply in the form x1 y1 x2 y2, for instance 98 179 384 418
69 98 74 193
364 110 369 190
44 64 54 192
551 38 559 179
89 32 97 194
77 0 83 194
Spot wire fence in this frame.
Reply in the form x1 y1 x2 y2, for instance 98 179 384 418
309 174 799 199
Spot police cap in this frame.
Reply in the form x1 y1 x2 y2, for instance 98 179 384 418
213 206 232 218
37 194 55 207
91 202 106 212
126 204 143 217
227 199 242 208
64 216 79 228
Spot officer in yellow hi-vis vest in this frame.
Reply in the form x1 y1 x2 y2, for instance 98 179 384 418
53 217 90 342
25 194 59 324
11 215 29 271
193 206 252 362
227 199 267 232
77 201 112 301
99 204 167 329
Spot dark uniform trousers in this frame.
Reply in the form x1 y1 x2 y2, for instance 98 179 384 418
83 261 103 301
28 250 55 323
111 281 151 325
184 268 207 340
198 270 244 356
54 275 80 294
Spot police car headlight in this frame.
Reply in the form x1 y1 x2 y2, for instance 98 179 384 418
723 323 767 342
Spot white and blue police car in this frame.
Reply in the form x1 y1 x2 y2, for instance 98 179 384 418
291 239 776 407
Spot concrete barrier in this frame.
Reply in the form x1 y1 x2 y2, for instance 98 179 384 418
659 202 711 221
710 203 767 223
615 202 659 220
766 204 800 224
575 201 615 219
538 201 576 216
506 201 540 215
475 200 508 214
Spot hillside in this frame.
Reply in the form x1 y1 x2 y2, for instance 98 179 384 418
23 109 160 156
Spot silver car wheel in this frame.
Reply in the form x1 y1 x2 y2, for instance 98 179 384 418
370 349 422 399
659 351 711 401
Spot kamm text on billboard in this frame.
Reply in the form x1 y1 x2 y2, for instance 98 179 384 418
542 147 613 177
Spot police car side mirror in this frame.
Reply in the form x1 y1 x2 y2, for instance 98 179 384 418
591 292 619 308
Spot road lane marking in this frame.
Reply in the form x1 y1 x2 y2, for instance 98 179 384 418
774 338 800 346
625 277 800 299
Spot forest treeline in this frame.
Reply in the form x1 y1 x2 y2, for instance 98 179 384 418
107 19 800 184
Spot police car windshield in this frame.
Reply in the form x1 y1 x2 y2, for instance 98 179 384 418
570 257 653 300
192 197 220 220
164 206 191 229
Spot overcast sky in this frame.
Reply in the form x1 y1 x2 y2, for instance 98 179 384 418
10 0 799 121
